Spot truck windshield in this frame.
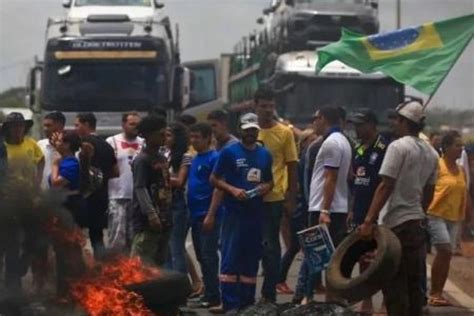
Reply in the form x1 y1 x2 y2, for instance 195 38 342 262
276 76 402 127
42 61 166 112
75 0 151 7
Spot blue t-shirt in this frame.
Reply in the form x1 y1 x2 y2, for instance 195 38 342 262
213 142 273 210
187 150 220 221
50 157 80 191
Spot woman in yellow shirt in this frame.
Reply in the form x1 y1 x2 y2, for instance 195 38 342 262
427 130 470 306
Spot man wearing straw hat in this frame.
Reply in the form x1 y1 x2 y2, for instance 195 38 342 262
1 112 44 290
2 112 44 186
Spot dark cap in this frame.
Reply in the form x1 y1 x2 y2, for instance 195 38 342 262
348 109 378 125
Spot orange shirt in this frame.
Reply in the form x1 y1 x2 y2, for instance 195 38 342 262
428 158 467 221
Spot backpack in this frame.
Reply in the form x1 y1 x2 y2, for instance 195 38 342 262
80 165 104 198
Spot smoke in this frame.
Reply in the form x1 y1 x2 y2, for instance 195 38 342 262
0 182 76 240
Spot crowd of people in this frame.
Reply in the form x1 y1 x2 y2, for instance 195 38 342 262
0 86 473 316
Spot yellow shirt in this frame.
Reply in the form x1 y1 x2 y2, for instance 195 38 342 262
428 158 467 221
258 123 298 202
5 137 44 185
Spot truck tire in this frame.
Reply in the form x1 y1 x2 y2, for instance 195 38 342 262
326 225 401 303
126 270 191 312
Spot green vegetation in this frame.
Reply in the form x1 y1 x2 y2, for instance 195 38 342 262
0 87 26 108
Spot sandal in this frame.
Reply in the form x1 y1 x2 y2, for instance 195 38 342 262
428 295 452 306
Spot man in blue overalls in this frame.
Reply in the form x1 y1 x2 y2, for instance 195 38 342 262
211 113 273 312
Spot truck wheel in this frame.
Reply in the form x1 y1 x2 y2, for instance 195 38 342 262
126 270 191 306
326 226 401 303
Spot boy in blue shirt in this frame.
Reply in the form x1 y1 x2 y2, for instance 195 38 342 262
187 123 221 308
210 113 273 312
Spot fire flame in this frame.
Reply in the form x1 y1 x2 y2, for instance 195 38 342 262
44 215 161 315
70 256 161 316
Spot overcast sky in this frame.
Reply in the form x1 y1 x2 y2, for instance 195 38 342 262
0 0 472 108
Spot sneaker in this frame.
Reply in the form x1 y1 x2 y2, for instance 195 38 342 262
276 282 294 295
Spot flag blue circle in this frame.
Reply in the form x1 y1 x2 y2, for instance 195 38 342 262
368 27 420 50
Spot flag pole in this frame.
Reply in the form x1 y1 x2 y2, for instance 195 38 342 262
423 94 434 110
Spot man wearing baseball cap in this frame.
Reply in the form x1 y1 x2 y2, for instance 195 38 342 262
211 113 273 312
359 101 439 316
347 109 389 311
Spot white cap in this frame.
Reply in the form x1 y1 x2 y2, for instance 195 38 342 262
396 101 425 124
240 113 260 130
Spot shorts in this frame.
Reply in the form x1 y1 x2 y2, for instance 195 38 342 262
427 215 460 250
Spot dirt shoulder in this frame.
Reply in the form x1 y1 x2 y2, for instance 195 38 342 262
427 241 474 299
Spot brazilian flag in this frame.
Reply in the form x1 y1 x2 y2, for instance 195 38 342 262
316 14 474 95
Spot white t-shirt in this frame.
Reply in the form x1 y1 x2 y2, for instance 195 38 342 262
379 136 439 228
106 133 144 199
458 149 470 188
309 132 352 214
38 138 60 190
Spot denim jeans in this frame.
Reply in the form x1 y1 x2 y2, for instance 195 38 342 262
295 211 347 299
295 212 320 299
167 191 189 273
261 201 284 302
278 210 306 283
191 217 221 304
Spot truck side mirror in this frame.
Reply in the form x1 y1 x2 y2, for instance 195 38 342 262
180 67 191 109
26 66 42 113
257 17 265 25
154 0 165 9
62 0 72 9
370 1 378 9
173 67 191 109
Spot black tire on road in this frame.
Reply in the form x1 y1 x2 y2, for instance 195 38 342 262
326 225 402 303
126 270 191 312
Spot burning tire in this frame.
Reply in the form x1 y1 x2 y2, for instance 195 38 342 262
326 225 401 303
126 270 191 315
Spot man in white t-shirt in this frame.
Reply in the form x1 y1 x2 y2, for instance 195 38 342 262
303 106 352 301
37 112 65 190
359 101 438 316
106 112 144 252
309 106 352 235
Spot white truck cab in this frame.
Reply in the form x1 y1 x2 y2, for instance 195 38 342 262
63 0 164 21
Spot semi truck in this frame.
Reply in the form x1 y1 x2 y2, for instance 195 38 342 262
183 0 405 129
26 2 190 138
